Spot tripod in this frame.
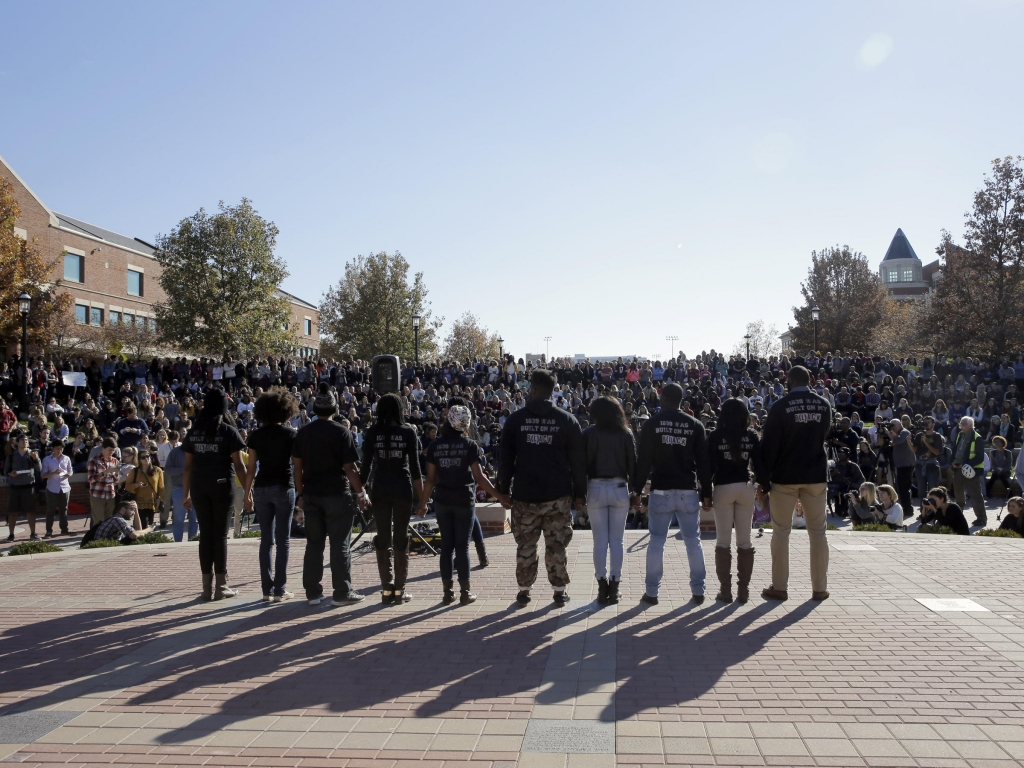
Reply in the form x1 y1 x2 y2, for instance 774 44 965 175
352 507 439 556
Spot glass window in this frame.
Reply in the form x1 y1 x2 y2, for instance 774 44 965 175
109 311 121 325
148 318 157 332
136 315 146 328
75 304 88 324
123 313 135 325
90 307 103 326
64 253 84 283
304 318 312 335
127 270 143 296
901 267 914 281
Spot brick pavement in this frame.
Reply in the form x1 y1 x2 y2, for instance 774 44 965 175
1 529 1023 767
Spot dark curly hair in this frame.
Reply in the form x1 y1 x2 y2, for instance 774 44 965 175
253 387 299 425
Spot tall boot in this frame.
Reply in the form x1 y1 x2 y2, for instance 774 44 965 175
459 579 477 605
442 579 455 605
736 547 755 604
475 541 489 568
214 573 237 600
374 536 394 603
607 578 620 605
201 573 213 601
715 546 733 603
597 577 609 605
393 539 411 604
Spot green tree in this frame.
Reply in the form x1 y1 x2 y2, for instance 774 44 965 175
928 156 1024 356
443 311 500 361
319 251 439 361
154 199 295 357
791 245 887 352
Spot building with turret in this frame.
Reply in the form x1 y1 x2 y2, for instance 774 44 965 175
879 228 941 299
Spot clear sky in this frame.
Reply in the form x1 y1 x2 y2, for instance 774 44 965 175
2 1 1021 361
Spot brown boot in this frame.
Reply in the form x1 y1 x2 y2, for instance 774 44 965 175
736 547 755 603
714 547 733 602
201 573 213 601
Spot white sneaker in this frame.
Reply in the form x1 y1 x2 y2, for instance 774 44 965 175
262 594 273 602
307 596 323 605
274 591 294 602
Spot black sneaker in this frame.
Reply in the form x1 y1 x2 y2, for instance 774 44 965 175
641 593 659 605
332 593 366 606
29 534 41 541
692 594 705 605
44 532 54 539
6 534 14 542
553 591 570 606
972 520 987 527
516 590 531 607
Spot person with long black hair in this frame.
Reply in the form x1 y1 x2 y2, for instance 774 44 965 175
582 395 636 605
182 389 247 600
707 398 768 603
416 399 508 605
360 392 424 604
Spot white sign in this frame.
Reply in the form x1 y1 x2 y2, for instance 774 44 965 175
61 371 87 387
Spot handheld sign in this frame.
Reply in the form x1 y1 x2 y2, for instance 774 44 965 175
62 371 87 387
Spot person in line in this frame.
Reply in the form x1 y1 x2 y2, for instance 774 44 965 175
920 486 970 535
582 395 637 605
292 383 367 606
708 398 768 603
94 500 151 542
416 401 508 605
164 433 196 541
951 416 987 526
760 366 833 601
40 438 73 537
359 393 424 605
5 433 41 541
498 369 586 607
632 382 713 605
182 389 248 600
243 388 299 602
125 451 164 528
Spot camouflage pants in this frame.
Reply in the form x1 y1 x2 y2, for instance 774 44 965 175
511 496 573 589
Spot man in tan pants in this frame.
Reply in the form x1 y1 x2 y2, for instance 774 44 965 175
759 366 833 601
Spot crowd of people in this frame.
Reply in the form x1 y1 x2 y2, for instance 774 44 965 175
3 348 1023 606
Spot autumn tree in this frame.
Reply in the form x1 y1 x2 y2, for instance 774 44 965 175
106 317 161 360
154 199 296 358
730 320 782 360
44 308 105 360
0 175 72 355
319 251 440 361
791 245 888 352
872 298 930 358
443 312 501 361
927 156 1024 357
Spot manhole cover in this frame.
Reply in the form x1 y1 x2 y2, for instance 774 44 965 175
916 598 989 612
522 719 614 753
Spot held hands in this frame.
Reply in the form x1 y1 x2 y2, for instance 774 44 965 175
414 503 428 518
630 494 642 510
244 493 254 513
497 493 512 509
182 495 193 511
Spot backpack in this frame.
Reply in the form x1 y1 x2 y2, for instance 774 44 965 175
80 522 102 546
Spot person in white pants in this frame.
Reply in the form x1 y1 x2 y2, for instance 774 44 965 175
581 396 637 605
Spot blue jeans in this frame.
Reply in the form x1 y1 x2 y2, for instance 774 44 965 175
646 489 705 597
171 486 198 542
254 485 295 596
303 494 357 600
915 461 939 503
435 503 475 583
588 478 630 580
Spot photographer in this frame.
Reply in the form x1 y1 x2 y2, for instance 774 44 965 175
920 486 969 535
829 417 860 455
830 448 864 517
913 416 943 514
847 482 880 526
888 419 915 519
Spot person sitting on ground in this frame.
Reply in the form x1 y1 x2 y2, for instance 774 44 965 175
919 486 970 535
998 497 1023 535
94 500 151 542
986 436 1014 498
876 484 903 529
848 482 880 527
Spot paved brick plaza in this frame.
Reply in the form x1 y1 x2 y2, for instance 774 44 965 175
1 529 1023 768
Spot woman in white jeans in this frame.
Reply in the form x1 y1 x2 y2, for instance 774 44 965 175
707 398 769 603
582 396 637 605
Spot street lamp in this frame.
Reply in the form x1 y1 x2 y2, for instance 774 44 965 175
412 312 421 366
544 336 552 361
811 306 820 353
18 292 31 414
665 335 678 359
744 333 751 361
497 336 504 359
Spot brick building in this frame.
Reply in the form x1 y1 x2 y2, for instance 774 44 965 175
878 228 941 299
1 153 319 360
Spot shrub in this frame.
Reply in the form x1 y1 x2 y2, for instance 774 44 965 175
918 523 957 535
826 523 838 530
236 530 262 539
760 523 773 530
81 539 124 549
8 541 63 556
976 527 1022 538
853 523 893 533
130 532 172 545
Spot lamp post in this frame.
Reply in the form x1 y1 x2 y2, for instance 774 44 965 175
412 312 421 366
744 333 751 361
18 292 32 413
544 336 552 362
811 306 820 353
665 335 678 360
497 336 504 359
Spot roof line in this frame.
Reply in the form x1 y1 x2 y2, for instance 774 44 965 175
51 223 159 261
0 153 59 228
276 288 318 310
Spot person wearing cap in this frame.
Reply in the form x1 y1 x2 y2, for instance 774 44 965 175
291 383 368 606
760 365 833 601
416 398 509 605
40 438 74 537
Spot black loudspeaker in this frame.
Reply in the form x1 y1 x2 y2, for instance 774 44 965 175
372 355 401 394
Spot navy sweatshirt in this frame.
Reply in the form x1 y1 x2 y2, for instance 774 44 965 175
760 388 833 487
498 399 586 503
632 409 712 500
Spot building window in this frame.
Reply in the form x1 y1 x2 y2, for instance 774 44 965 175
304 318 312 335
110 311 121 325
148 318 157 332
90 307 103 326
75 304 88 324
901 267 915 282
127 269 143 296
64 253 84 283
136 315 147 328
123 313 135 325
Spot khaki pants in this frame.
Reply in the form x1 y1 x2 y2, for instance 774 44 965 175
713 481 755 549
768 483 828 593
90 496 115 526
952 470 986 522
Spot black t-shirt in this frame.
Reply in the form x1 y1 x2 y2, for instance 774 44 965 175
292 418 360 496
246 423 296 488
426 434 483 507
182 420 246 490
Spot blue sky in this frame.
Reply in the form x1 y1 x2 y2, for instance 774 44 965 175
2 1 1021 360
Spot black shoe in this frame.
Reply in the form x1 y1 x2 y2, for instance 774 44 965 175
60 529 70 536
5 534 13 542
44 532 54 539
607 579 620 605
553 591 570 606
393 589 411 604
332 593 366 606
442 581 455 605
692 594 705 605
597 578 609 605
516 590 531 607
475 542 489 568
29 534 41 541
641 593 659 605
972 519 987 527
381 589 394 605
